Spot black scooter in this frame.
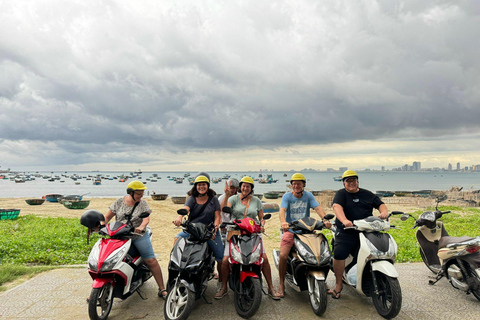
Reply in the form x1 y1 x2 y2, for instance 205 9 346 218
398 196 480 302
164 209 216 320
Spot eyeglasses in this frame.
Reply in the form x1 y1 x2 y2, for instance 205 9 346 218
344 178 358 183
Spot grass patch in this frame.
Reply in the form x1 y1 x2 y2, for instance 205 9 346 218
0 215 99 265
0 264 55 291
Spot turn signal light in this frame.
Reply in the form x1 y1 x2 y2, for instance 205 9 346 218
466 246 479 254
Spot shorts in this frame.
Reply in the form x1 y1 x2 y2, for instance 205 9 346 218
224 234 266 256
333 231 360 260
132 228 156 260
280 230 295 249
176 230 224 262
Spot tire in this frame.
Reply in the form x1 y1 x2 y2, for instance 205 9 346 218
164 282 195 320
88 283 114 320
371 272 402 319
457 260 480 302
234 277 262 319
307 274 327 316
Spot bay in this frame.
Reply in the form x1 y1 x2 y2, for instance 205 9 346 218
1 171 480 198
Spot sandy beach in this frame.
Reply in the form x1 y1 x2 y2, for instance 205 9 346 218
1 194 434 265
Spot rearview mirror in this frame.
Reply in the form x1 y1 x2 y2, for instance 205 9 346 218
177 208 188 215
263 214 271 220
138 212 150 219
324 213 335 220
391 211 403 215
400 213 410 221
222 206 233 214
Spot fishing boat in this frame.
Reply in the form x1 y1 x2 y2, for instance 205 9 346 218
25 199 46 205
0 208 21 220
264 191 280 199
93 179 101 185
151 194 168 201
333 176 342 181
62 200 91 210
262 202 280 213
171 196 187 204
376 191 394 198
254 194 263 200
44 194 63 202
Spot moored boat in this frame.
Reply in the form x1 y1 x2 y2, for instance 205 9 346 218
151 194 168 201
44 194 63 202
62 200 90 210
0 208 21 220
25 199 46 205
171 196 187 204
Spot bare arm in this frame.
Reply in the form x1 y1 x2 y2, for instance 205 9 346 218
314 205 331 228
173 205 190 226
279 207 289 230
332 203 353 228
377 204 389 219
103 210 116 224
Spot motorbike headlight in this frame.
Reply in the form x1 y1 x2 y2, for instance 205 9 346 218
294 238 317 265
318 242 332 265
100 246 128 272
248 243 262 264
231 243 243 264
366 237 397 261
88 241 101 271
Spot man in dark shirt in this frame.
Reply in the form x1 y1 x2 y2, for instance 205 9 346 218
329 170 389 299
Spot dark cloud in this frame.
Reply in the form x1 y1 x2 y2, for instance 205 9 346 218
0 1 479 168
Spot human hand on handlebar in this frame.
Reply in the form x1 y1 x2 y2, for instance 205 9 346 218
134 227 145 234
281 221 289 230
379 212 389 219
323 220 332 229
343 220 353 228
173 216 183 227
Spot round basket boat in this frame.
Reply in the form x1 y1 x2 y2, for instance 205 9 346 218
264 192 279 199
171 196 187 205
25 198 46 205
62 200 91 210
58 195 83 204
151 194 168 201
311 191 322 196
262 202 280 213
254 194 263 200
0 209 21 220
44 194 63 203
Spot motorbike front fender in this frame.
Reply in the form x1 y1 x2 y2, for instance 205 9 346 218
240 271 259 282
180 279 196 292
92 277 114 289
371 260 399 278
307 270 326 281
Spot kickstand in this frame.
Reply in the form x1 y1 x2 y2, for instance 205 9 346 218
202 294 212 304
261 287 268 296
428 272 444 286
136 288 148 300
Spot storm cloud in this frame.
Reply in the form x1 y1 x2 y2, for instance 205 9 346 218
1 1 479 170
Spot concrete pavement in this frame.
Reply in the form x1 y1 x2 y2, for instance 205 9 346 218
1 263 479 319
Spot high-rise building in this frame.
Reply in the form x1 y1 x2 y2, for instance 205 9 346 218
448 163 452 171
457 162 461 171
413 161 421 171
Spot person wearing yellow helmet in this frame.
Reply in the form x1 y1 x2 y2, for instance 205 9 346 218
173 172 224 284
329 170 389 299
216 176 281 300
277 173 330 298
103 180 167 299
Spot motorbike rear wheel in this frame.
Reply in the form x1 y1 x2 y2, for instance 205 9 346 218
88 283 114 320
164 282 195 320
234 277 262 319
371 272 402 319
307 274 327 316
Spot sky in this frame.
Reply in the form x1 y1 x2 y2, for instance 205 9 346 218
1 1 480 172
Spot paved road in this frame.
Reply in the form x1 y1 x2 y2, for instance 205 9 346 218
1 263 479 319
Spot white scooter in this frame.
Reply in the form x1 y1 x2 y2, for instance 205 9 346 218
330 214 402 319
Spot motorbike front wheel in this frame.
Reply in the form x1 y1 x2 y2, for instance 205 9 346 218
234 277 262 319
88 283 114 320
371 272 402 319
164 282 195 320
307 274 327 316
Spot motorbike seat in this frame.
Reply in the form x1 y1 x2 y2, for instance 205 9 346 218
438 236 474 249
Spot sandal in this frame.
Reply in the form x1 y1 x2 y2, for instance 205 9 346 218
158 289 168 300
277 290 285 299
268 289 281 300
215 288 228 300
330 288 342 299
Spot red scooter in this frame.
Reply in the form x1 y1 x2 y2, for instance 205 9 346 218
220 207 271 319
80 209 153 320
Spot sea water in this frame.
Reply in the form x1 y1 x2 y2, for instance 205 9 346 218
1 171 479 198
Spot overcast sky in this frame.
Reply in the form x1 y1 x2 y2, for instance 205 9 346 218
1 1 479 172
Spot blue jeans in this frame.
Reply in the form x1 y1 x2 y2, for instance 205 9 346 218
176 229 224 262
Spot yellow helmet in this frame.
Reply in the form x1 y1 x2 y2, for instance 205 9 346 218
342 170 358 181
240 176 255 188
194 175 210 185
290 173 306 184
126 181 147 193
